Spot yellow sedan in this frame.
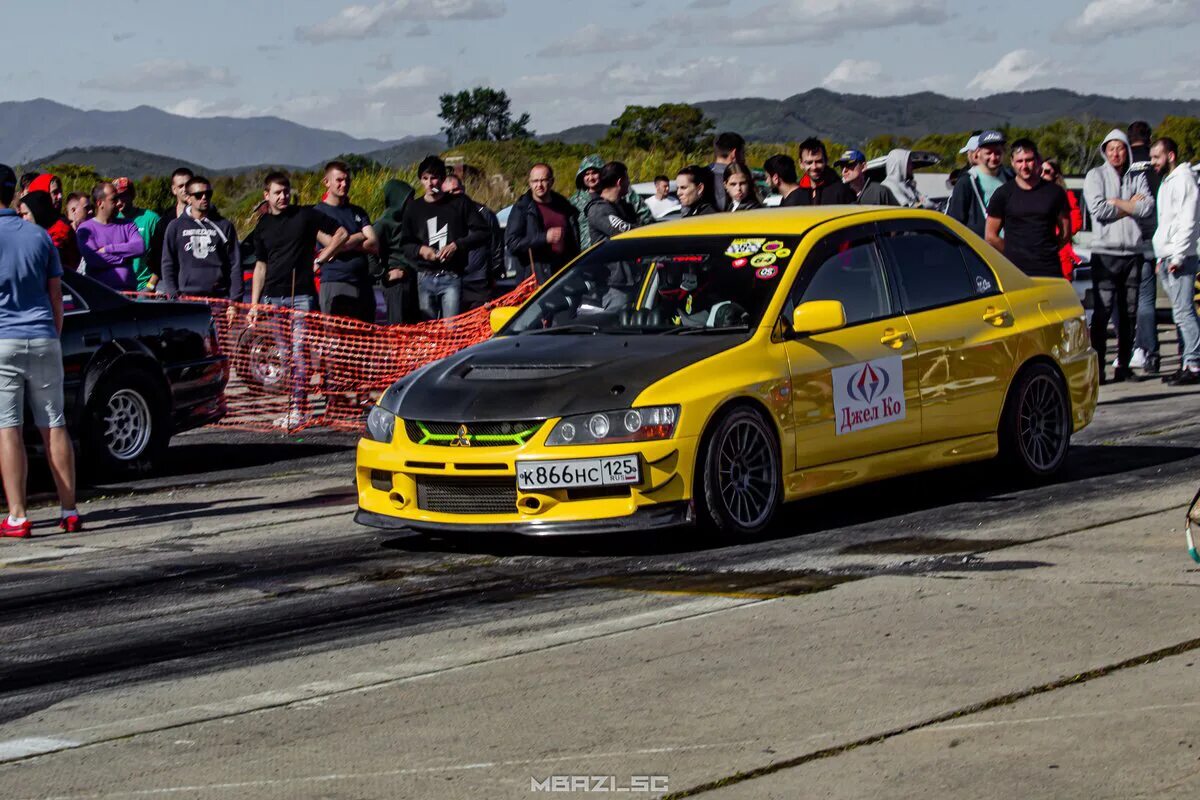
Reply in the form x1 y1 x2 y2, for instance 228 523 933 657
356 207 1097 538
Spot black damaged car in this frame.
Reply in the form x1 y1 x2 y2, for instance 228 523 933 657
46 270 228 473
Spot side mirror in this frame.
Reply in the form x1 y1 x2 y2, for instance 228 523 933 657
489 306 518 334
791 300 847 336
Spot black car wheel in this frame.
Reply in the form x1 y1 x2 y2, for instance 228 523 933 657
235 327 288 395
999 363 1071 480
85 371 170 474
696 406 781 539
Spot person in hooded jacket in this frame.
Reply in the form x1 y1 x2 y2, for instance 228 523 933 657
17 190 80 270
368 179 419 324
882 149 936 209
569 155 604 251
506 163 581 285
26 174 64 216
158 176 241 303
586 163 641 245
1083 128 1155 383
784 138 856 206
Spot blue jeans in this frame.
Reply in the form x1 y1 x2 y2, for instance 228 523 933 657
1159 257 1200 370
264 294 315 413
1135 257 1159 355
417 271 461 320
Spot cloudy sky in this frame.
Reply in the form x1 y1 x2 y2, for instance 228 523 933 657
5 0 1198 141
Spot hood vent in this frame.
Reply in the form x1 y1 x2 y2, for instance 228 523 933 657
463 365 581 380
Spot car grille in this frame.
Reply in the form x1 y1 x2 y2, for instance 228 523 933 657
405 420 543 447
416 476 517 515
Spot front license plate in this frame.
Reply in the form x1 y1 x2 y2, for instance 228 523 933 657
516 455 641 491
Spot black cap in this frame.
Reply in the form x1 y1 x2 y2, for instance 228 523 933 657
0 164 15 191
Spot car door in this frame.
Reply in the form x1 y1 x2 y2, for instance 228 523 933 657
781 223 923 470
876 220 1018 442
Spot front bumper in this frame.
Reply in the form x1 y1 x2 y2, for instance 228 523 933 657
355 432 700 536
355 501 693 536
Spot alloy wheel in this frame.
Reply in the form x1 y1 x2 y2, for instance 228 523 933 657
104 388 153 461
716 418 778 529
1017 374 1068 472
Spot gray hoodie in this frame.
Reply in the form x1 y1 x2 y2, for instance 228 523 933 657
1082 129 1154 257
881 149 932 209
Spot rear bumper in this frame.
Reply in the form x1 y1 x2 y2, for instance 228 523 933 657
355 501 694 536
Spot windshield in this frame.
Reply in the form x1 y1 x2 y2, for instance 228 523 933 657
506 235 797 335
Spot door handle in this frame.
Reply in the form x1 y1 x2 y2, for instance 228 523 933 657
982 307 1010 326
879 328 909 348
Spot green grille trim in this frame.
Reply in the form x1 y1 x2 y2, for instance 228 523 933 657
411 421 541 446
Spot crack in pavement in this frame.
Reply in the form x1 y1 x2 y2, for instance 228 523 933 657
664 625 1200 798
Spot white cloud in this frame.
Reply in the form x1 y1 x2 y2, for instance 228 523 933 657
81 60 236 93
967 50 1053 94
368 66 449 94
666 0 949 47
407 22 431 37
1062 0 1200 41
823 59 884 91
297 0 505 42
536 24 657 57
164 98 258 118
688 0 730 7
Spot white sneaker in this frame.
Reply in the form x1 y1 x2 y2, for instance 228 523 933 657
273 410 305 430
1129 348 1147 369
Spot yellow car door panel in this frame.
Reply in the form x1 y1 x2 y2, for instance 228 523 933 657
878 221 1019 442
781 224 922 470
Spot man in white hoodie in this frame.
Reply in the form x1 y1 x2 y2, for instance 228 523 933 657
1149 137 1200 385
1082 129 1155 383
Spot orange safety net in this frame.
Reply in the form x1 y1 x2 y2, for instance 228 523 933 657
139 279 537 433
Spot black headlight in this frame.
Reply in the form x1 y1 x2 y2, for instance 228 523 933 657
545 406 679 446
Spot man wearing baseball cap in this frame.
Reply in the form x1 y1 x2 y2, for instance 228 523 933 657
0 164 81 537
946 129 1008 237
113 177 163 291
835 149 897 205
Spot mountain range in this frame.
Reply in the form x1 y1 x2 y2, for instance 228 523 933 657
5 89 1200 177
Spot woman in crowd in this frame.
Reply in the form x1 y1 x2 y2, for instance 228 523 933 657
19 190 80 270
723 162 761 212
1041 158 1082 279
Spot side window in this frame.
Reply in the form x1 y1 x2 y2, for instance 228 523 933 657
960 244 1000 298
880 230 976 312
790 236 893 326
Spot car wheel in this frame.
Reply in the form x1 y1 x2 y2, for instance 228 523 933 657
235 327 288 395
998 363 1071 480
84 371 169 474
696 406 781 539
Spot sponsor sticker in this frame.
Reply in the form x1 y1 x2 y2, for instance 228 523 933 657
731 257 749 269
775 248 792 258
762 240 785 252
832 356 906 435
755 265 779 280
750 252 777 267
725 238 766 258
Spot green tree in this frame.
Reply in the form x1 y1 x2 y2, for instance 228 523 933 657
328 153 383 173
438 87 534 147
602 104 714 156
1158 115 1200 162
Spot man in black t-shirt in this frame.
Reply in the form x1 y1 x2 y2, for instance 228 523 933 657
314 161 378 322
399 156 489 320
984 139 1071 279
250 171 348 427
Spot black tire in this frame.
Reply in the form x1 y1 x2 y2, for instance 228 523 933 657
998 362 1071 480
695 406 782 539
83 369 170 475
234 327 288 395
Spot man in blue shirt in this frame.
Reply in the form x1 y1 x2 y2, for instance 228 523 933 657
0 164 79 537
314 161 378 323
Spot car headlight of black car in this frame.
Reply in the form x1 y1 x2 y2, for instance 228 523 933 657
545 406 679 446
365 388 399 443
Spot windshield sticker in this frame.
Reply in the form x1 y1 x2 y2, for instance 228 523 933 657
750 253 777 268
975 276 993 293
725 238 766 258
731 257 749 269
832 356 906 435
755 265 779 280
774 248 792 258
762 240 786 253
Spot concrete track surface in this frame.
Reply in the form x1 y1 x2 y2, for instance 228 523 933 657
1 353 1199 799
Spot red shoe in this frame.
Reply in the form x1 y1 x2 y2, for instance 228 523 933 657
59 515 83 533
1 518 31 538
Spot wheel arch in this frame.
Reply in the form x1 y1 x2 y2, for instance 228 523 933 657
1003 354 1070 419
692 395 783 479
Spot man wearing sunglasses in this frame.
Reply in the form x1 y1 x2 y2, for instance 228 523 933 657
158 176 241 306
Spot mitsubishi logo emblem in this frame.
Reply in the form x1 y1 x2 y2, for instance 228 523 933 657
450 424 472 447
